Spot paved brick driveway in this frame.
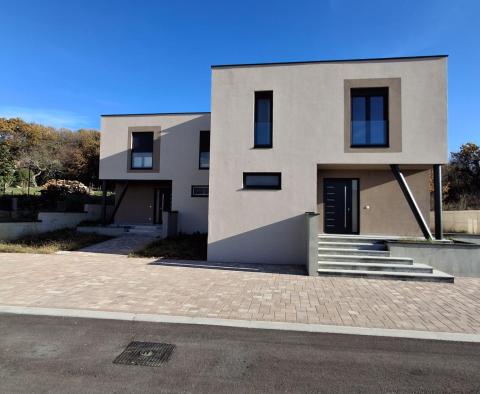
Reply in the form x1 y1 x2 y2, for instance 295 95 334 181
1 252 480 334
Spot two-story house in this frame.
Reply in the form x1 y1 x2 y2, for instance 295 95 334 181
100 113 211 233
99 55 448 275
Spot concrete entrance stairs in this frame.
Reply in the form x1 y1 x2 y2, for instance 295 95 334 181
109 224 163 236
123 225 163 236
317 235 454 283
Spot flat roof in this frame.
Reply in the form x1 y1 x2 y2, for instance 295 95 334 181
211 54 448 69
101 111 210 117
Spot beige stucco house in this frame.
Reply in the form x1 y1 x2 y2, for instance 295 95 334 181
99 55 448 269
100 113 210 233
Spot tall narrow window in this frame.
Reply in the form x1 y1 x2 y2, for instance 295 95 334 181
199 130 210 169
351 88 389 147
254 91 273 148
131 132 153 169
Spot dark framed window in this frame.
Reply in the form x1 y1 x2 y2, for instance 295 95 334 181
243 172 281 190
191 185 209 197
199 130 210 169
351 87 389 147
131 132 154 169
254 91 273 148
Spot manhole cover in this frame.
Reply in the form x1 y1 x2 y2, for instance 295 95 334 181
113 341 176 367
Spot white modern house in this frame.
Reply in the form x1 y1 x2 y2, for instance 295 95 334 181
99 55 452 282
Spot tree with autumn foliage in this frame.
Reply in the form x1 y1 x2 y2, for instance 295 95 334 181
60 129 100 185
0 141 15 192
443 143 480 209
0 117 100 189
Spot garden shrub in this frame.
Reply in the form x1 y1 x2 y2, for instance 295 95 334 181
41 179 89 198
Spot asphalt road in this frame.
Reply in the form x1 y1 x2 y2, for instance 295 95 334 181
0 314 479 393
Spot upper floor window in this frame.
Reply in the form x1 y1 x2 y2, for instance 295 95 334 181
351 87 389 147
199 130 210 169
131 132 153 169
254 91 273 148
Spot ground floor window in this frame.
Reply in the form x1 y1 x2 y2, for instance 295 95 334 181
191 185 209 197
243 172 281 190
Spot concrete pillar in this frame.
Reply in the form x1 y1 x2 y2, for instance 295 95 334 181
305 212 320 276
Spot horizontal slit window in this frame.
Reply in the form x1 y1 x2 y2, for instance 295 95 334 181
243 172 281 190
191 185 209 197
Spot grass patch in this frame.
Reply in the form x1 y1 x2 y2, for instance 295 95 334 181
130 233 207 260
0 229 112 254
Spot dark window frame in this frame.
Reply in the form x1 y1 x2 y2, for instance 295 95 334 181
243 172 281 190
191 185 209 197
198 130 210 170
131 131 154 169
254 91 273 148
350 87 389 148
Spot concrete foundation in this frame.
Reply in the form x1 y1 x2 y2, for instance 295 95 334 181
387 241 480 278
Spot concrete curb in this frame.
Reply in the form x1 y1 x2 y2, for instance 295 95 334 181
1 304 480 343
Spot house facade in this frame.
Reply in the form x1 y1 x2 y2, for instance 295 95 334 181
99 55 448 266
99 113 210 233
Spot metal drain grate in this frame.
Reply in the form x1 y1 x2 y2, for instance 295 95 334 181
113 341 176 367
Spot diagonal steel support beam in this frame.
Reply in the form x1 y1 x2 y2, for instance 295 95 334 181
390 165 433 240
109 181 129 224
101 180 108 225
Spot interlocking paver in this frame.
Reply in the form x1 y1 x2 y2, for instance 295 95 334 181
1 252 480 334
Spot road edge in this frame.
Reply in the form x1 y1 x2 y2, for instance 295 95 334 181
1 304 479 343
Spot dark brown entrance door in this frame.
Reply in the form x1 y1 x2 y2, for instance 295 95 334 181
324 178 359 234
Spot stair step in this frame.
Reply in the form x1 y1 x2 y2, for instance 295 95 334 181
317 241 386 251
318 254 413 265
318 235 387 244
318 248 390 257
316 268 454 283
318 262 432 273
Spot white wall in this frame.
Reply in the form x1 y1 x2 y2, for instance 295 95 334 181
100 114 211 233
430 210 480 234
208 57 448 264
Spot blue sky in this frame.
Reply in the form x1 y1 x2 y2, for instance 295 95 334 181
0 0 478 152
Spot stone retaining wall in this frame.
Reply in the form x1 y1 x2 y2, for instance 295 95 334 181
0 204 113 241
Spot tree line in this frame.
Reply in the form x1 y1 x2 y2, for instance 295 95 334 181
0 117 100 191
